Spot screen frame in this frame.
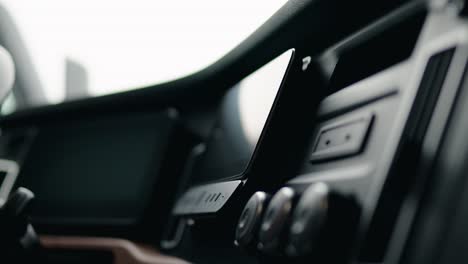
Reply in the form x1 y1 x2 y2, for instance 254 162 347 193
191 48 295 185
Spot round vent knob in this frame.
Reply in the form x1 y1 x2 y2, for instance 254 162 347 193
286 182 329 256
235 191 269 249
257 187 295 254
286 182 360 259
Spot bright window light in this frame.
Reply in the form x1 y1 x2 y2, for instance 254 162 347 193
1 0 288 104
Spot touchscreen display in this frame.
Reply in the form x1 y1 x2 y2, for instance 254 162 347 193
191 49 294 183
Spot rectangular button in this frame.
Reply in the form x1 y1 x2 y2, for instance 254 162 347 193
310 114 373 162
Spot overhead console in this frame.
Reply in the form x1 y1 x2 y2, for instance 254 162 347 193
165 2 468 264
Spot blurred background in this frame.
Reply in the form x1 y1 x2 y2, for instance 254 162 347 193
0 0 287 112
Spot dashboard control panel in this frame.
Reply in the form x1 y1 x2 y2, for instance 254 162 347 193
236 183 359 260
165 3 468 264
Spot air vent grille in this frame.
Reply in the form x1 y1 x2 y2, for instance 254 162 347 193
359 47 455 262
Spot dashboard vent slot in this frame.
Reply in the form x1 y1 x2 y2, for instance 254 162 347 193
327 10 426 95
359 47 455 262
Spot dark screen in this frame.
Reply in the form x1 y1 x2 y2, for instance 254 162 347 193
192 49 293 184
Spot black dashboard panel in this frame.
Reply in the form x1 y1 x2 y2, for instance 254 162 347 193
190 50 294 185
172 50 295 216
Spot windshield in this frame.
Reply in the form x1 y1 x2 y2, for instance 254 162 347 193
0 0 288 113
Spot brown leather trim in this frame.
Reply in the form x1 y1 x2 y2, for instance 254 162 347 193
40 235 190 264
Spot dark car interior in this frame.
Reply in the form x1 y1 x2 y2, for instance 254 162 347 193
1 0 468 263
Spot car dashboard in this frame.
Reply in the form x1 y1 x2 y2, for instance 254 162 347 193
1 1 468 264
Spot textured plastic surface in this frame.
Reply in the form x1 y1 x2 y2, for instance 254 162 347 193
173 180 241 215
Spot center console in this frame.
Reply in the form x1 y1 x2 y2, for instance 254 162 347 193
165 2 467 264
